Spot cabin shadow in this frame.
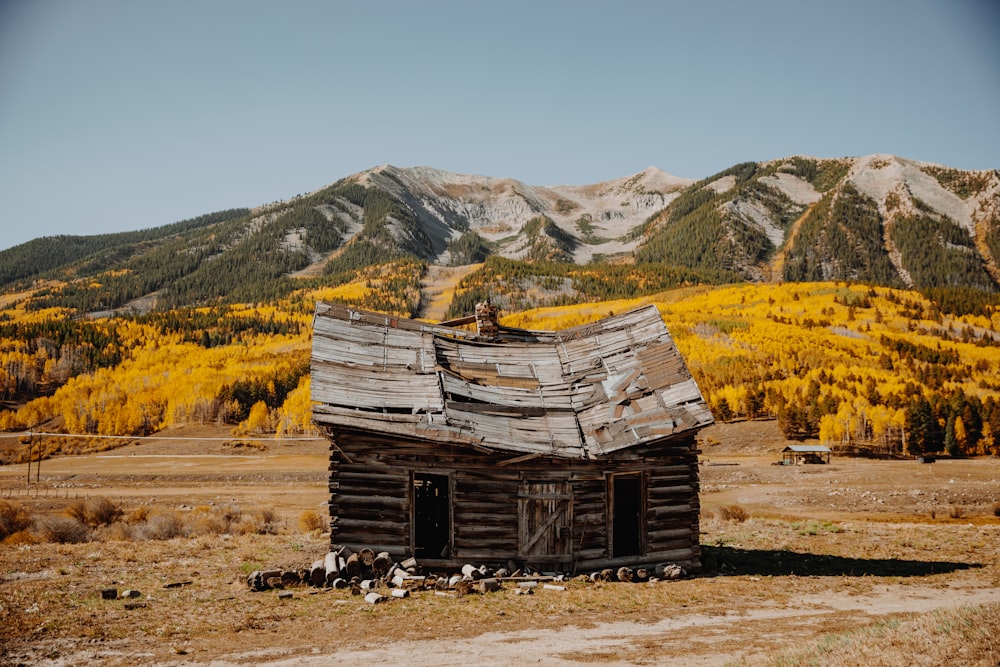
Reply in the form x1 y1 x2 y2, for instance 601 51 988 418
700 545 980 578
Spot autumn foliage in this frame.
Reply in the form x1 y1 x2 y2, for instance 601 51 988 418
1 277 999 461
505 282 1000 458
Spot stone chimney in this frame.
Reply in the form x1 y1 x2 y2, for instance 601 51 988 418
474 300 499 342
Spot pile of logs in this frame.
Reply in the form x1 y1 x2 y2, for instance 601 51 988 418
247 545 687 603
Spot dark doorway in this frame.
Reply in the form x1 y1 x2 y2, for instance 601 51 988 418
413 473 450 559
612 474 643 558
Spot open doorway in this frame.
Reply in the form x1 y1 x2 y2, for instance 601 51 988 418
413 473 450 559
611 473 643 558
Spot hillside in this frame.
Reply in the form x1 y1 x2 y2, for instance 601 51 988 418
0 155 996 317
636 155 1000 290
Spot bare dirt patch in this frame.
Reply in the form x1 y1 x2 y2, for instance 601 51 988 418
1 421 998 666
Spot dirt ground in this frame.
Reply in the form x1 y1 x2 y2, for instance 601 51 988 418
1 421 998 666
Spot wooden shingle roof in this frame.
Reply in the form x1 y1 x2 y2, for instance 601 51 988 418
311 302 713 459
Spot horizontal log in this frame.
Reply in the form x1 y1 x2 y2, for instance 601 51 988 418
454 525 518 539
450 501 519 514
335 494 409 509
336 470 412 482
576 547 697 571
645 517 697 531
334 533 409 549
576 548 607 560
646 537 699 553
452 513 517 527
648 489 698 502
334 507 410 526
451 549 519 561
649 504 694 518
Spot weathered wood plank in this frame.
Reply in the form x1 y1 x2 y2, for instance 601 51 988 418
335 494 409 510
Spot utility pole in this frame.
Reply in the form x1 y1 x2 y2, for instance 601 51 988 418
23 432 32 486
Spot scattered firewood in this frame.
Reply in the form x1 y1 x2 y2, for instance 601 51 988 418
245 543 690 599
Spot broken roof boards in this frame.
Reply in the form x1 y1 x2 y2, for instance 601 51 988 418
311 302 713 460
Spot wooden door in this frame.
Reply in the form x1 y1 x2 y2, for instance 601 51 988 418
518 481 573 564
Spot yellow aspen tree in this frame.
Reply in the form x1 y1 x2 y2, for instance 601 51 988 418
276 377 314 436
236 401 272 435
819 413 843 444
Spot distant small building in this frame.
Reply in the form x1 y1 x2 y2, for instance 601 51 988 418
782 445 831 465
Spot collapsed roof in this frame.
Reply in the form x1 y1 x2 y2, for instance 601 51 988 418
311 302 713 459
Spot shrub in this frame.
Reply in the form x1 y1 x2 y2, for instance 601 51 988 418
993 502 1000 518
65 497 122 528
719 504 749 522
134 510 188 540
125 506 150 524
237 507 281 535
64 499 88 524
191 509 229 536
0 499 32 539
298 510 325 533
215 504 243 526
38 516 90 543
86 497 123 527
98 522 134 541
2 529 40 546
949 505 966 519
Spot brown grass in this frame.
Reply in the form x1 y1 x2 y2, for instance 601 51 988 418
719 503 750 522
743 603 1000 666
1 422 998 665
298 509 325 532
0 499 32 539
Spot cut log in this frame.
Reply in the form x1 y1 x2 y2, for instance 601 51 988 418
373 551 393 576
358 548 376 567
345 553 361 578
325 557 341 585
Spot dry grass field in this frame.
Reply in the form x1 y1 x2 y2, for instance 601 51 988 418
1 421 998 666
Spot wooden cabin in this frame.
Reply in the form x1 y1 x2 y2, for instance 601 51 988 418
781 445 831 465
311 301 714 573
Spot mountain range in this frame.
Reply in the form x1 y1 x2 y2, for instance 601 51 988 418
1 154 997 316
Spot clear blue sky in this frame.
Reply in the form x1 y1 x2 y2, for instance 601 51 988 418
1 0 997 251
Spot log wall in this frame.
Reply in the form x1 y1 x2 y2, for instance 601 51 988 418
326 428 701 572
